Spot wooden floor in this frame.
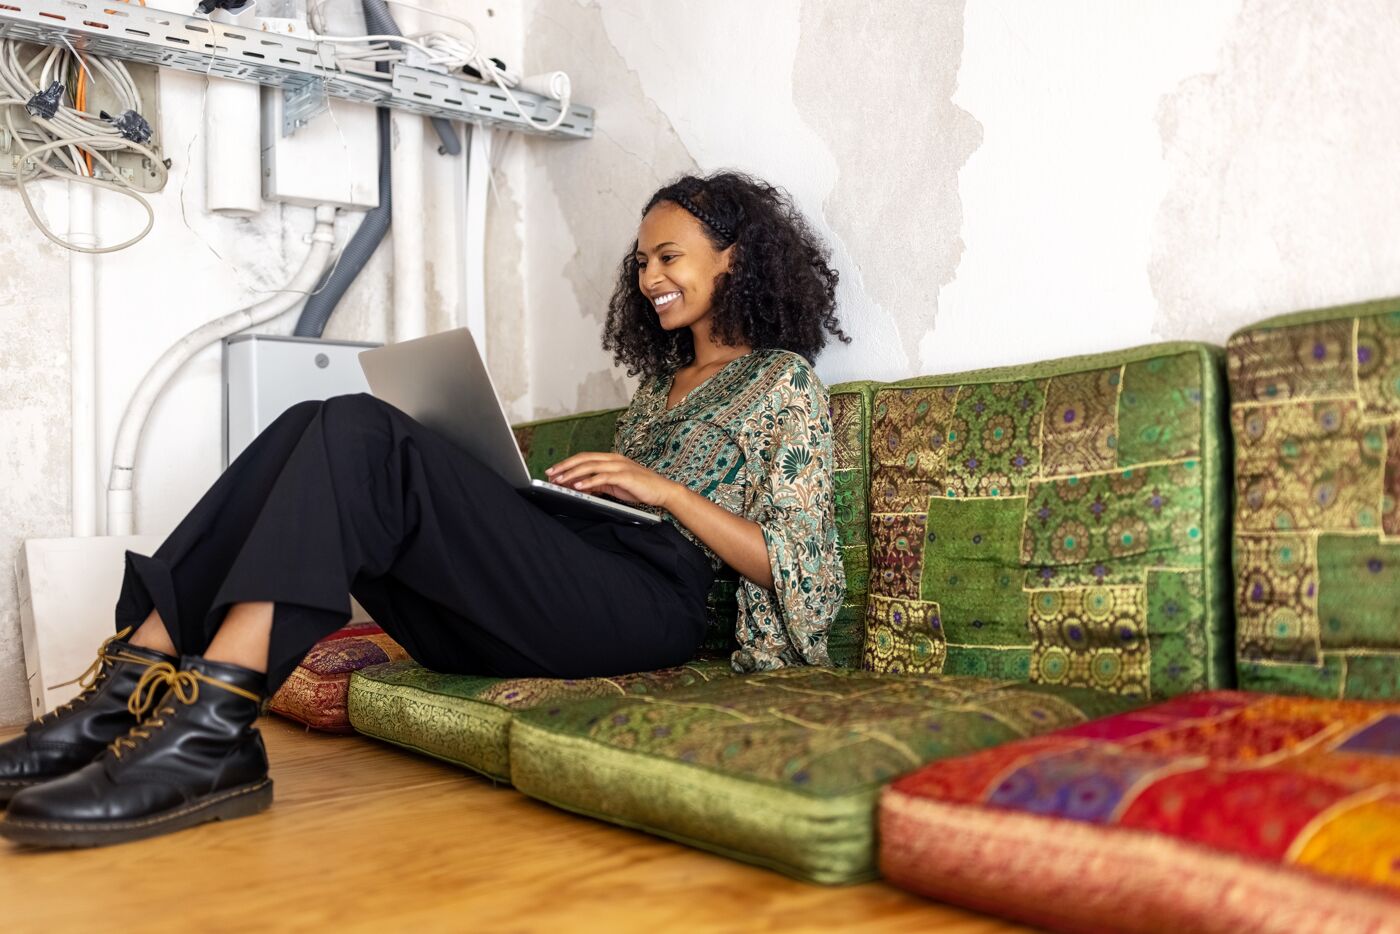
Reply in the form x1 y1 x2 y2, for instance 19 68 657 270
0 719 1033 933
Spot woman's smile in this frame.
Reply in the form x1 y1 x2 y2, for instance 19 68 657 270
653 290 681 310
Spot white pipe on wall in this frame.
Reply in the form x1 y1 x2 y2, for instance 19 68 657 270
106 206 338 535
463 124 490 358
68 181 97 537
204 78 263 217
390 109 426 343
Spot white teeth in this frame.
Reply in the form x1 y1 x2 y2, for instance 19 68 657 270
654 291 680 307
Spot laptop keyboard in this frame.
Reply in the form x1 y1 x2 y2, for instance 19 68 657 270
542 480 593 499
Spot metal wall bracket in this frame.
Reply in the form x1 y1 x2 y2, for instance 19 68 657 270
281 77 326 137
0 0 594 140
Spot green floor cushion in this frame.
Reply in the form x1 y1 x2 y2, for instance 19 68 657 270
1228 298 1400 698
862 343 1234 702
347 658 736 781
508 667 1141 884
509 382 877 667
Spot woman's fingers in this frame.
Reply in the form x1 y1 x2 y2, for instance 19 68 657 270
547 452 626 484
571 462 624 489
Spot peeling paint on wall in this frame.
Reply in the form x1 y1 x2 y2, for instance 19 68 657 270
0 187 71 726
1150 0 1400 339
792 0 981 373
485 156 530 419
522 0 698 416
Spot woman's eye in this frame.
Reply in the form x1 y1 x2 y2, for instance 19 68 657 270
661 255 677 263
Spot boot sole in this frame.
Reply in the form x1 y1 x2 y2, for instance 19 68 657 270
0 779 273 848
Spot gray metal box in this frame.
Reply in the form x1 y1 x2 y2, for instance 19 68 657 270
223 334 381 469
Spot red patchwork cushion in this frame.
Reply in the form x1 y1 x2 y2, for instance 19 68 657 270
879 691 1400 934
268 622 410 732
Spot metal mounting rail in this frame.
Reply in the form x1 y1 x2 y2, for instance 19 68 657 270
0 0 594 140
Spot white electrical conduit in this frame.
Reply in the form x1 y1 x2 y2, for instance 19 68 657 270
105 206 339 536
462 123 489 348
204 79 263 217
69 181 97 537
390 109 426 342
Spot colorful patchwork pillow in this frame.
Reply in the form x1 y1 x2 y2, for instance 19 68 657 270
509 668 1139 883
827 381 876 666
879 692 1400 933
863 343 1233 700
347 658 736 781
267 622 410 732
1228 298 1400 697
510 381 875 667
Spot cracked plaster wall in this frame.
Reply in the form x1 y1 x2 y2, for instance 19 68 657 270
1150 0 1400 336
0 185 70 729
520 0 1400 405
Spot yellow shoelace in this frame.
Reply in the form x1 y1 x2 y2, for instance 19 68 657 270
109 664 264 759
35 625 138 724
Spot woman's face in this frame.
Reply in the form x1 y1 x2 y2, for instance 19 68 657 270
634 201 733 333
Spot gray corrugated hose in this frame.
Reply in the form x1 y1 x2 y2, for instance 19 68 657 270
294 0 460 337
293 106 391 337
362 0 459 155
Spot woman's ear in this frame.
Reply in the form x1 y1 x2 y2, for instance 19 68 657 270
719 242 736 272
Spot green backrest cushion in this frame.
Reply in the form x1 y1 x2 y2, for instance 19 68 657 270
1227 298 1400 698
861 343 1235 701
510 379 874 667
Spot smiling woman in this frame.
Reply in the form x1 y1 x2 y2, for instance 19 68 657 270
547 171 853 670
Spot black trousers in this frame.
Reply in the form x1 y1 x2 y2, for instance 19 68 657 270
113 393 715 694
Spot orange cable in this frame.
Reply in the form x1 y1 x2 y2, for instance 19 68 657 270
74 58 93 176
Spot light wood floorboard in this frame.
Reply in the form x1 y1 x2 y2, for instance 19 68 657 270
0 719 1034 933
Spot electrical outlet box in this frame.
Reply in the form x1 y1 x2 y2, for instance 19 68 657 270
260 88 379 210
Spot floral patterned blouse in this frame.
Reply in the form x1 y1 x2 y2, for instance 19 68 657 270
612 349 845 671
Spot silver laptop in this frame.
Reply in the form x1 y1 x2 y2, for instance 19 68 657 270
358 327 661 526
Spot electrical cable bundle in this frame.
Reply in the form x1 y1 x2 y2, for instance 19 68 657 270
0 38 168 252
310 0 573 133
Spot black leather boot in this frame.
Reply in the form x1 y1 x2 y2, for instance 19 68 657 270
0 628 178 806
0 655 272 848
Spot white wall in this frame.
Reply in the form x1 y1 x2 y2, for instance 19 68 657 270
517 0 1400 412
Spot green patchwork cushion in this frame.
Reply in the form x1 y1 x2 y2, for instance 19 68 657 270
509 668 1141 884
1227 298 1400 698
826 381 877 666
510 382 875 668
862 343 1234 701
347 659 736 781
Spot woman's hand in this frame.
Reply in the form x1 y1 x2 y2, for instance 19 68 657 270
546 453 680 509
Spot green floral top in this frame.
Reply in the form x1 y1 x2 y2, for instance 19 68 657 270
613 349 844 671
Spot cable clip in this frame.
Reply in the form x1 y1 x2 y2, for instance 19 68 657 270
101 109 154 145
25 81 64 120
195 0 255 13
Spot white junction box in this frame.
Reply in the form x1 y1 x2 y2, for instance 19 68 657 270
18 535 161 717
223 333 381 469
260 90 380 210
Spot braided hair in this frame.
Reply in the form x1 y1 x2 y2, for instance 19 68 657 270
603 171 850 379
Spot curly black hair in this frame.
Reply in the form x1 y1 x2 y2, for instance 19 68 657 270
603 171 850 379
